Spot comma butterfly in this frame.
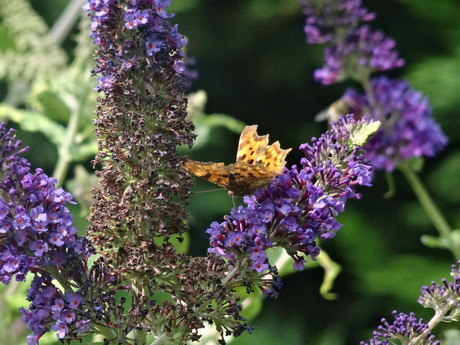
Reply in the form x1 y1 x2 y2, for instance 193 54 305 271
184 125 291 196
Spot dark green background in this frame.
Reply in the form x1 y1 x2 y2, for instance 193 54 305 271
23 0 460 344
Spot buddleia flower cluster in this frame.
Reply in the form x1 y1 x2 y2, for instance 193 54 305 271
2 0 432 343
361 261 460 345
360 311 440 345
342 77 448 171
300 0 402 85
83 0 256 343
300 0 447 172
207 115 378 296
0 124 93 344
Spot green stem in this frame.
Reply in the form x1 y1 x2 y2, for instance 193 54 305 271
359 75 376 106
52 106 80 187
149 333 167 345
52 63 94 186
408 304 452 345
49 0 86 46
399 162 459 258
317 250 341 300
44 265 74 292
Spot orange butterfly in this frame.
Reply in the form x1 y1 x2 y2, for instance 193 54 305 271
184 125 291 196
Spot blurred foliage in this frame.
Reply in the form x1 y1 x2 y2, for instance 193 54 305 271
0 0 459 344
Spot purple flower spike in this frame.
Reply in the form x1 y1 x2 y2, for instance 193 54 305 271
301 0 404 84
207 115 376 288
84 0 192 92
300 0 375 44
360 310 440 345
0 123 92 342
342 76 447 171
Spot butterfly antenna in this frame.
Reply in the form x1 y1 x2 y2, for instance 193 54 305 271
190 188 227 194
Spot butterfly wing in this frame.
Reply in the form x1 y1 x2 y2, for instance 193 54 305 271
184 160 274 196
257 141 292 174
236 125 269 164
226 162 280 195
185 125 292 196
183 160 231 189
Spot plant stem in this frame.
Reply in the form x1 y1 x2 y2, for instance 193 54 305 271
408 304 452 345
49 0 86 46
52 106 79 187
360 75 376 106
45 265 74 292
317 250 341 300
399 162 459 258
149 333 167 345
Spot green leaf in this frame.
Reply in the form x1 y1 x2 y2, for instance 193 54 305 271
420 234 450 249
444 329 460 345
68 141 98 161
152 233 190 254
428 151 460 203
29 79 71 123
236 286 263 320
0 104 66 145
268 247 320 277
348 120 381 148
185 113 246 151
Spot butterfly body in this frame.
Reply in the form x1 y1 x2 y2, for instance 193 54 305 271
184 125 291 196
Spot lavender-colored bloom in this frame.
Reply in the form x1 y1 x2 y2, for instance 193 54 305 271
0 123 92 341
360 311 440 345
153 0 174 19
51 299 65 312
0 204 9 218
252 257 269 272
314 26 404 84
65 292 83 309
48 232 64 246
30 206 47 223
94 74 113 92
4 254 20 272
342 76 447 171
300 0 375 44
145 34 163 56
59 310 76 323
301 0 404 85
206 115 374 293
26 334 40 345
124 11 138 29
84 0 190 92
51 322 68 339
49 250 66 266
20 274 89 342
29 240 48 257
361 262 460 345
0 219 10 233
135 9 150 25
13 212 30 230
418 262 460 318
76 319 91 333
